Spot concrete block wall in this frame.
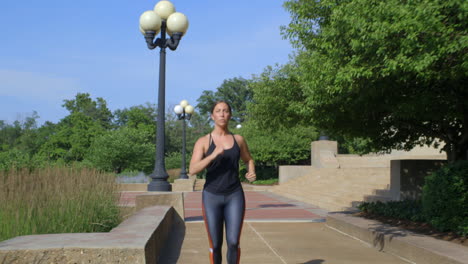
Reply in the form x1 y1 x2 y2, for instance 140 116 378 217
0 206 181 264
273 167 392 211
276 140 447 212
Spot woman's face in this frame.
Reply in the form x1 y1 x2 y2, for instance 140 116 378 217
211 102 231 126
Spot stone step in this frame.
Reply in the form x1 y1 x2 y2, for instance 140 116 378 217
274 182 390 197
277 188 392 210
272 167 394 211
283 173 390 185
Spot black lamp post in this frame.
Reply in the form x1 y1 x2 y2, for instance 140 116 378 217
139 1 189 191
174 100 194 179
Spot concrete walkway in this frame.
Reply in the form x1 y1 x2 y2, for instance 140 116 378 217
155 191 409 264
159 222 408 264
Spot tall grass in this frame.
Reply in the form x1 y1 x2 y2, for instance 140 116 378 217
0 166 122 242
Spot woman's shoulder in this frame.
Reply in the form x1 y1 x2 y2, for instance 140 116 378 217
233 134 246 144
196 133 210 141
195 134 211 146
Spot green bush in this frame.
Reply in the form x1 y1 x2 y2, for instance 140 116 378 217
239 164 278 183
165 152 191 170
358 200 425 222
422 161 468 235
85 127 154 174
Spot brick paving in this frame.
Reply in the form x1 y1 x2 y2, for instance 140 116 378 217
119 191 327 222
185 191 327 222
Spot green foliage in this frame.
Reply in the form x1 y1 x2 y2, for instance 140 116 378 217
250 178 279 185
165 152 185 170
39 112 105 162
29 93 116 163
0 149 33 171
239 164 278 182
63 93 113 129
0 120 22 151
241 63 319 166
358 200 425 222
86 127 154 174
241 124 316 166
422 161 468 235
282 0 468 161
196 77 253 123
358 162 468 236
113 103 157 134
249 63 310 129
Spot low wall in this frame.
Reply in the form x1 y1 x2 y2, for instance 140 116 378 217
0 206 182 264
172 178 195 192
336 155 390 168
119 183 148 192
278 165 314 184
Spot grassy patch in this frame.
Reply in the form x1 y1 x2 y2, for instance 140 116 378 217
0 166 122 242
251 178 279 185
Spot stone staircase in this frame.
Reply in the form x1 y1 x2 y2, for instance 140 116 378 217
271 167 392 212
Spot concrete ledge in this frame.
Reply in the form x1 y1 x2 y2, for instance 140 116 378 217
136 192 185 220
326 212 468 264
118 183 148 191
172 178 195 192
0 206 180 264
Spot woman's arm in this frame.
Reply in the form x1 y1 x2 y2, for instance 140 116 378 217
189 136 225 175
236 135 256 182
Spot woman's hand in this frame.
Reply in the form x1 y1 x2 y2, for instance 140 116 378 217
212 145 225 158
245 171 256 182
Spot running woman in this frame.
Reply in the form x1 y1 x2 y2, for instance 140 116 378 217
189 100 256 264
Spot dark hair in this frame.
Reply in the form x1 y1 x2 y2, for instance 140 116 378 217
210 100 232 114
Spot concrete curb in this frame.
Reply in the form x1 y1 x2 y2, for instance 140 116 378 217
0 206 180 264
326 212 468 264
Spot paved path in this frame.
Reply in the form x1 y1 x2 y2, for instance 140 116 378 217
184 191 328 222
159 222 408 264
119 190 409 263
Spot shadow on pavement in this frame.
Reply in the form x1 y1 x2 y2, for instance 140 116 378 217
259 204 296 208
301 259 325 264
185 216 203 221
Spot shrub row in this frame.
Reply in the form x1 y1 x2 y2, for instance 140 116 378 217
358 161 468 236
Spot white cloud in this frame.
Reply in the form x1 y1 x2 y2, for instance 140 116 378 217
0 69 82 102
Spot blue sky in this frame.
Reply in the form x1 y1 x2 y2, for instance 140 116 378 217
0 0 294 125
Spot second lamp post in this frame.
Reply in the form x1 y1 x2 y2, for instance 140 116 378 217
174 100 194 179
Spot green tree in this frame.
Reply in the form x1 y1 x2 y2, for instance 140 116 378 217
39 113 104 162
113 103 157 130
0 120 22 151
38 93 114 162
86 127 155 173
63 93 113 129
113 103 157 144
282 0 468 161
196 77 253 123
0 113 58 169
241 124 316 166
243 63 318 167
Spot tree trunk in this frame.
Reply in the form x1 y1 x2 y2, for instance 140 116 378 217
445 142 468 163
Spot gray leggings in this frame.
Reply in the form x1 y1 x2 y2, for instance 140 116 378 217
202 188 245 264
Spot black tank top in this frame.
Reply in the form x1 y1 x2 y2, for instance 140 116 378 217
203 133 242 194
